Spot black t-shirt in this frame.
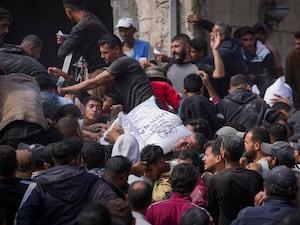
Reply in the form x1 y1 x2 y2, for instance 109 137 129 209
208 168 263 225
106 56 153 113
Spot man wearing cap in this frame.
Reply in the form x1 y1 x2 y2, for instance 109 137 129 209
216 74 269 131
116 17 155 62
285 30 300 107
237 26 276 97
231 166 298 225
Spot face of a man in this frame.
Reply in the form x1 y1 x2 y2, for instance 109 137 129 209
0 18 10 45
171 40 187 63
294 38 300 55
100 44 119 65
244 132 256 159
65 8 76 23
118 26 134 42
202 146 218 172
84 100 102 124
240 33 256 54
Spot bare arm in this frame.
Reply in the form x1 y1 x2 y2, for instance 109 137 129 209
58 70 115 95
200 70 220 104
211 31 225 79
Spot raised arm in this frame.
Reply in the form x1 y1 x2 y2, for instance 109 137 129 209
211 31 225 79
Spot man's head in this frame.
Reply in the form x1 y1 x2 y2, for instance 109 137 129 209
178 150 202 172
244 127 270 160
0 7 12 46
128 180 153 211
116 17 136 42
212 21 232 41
229 74 251 92
220 134 244 163
77 203 111 225
190 37 208 59
202 138 223 173
53 137 83 166
253 22 269 44
294 30 300 55
171 34 191 63
265 165 298 201
170 163 197 194
57 116 81 138
83 96 103 125
104 156 132 189
183 73 203 95
20 34 43 59
63 0 85 22
0 145 17 178
140 145 165 181
81 141 106 170
99 33 123 65
239 26 256 54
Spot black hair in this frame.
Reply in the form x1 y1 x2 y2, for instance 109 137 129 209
54 104 82 122
0 145 16 177
63 0 85 11
204 137 222 156
272 102 291 112
215 21 232 39
21 34 43 49
83 96 103 107
81 141 106 170
185 118 209 138
294 30 300 39
140 144 164 165
247 126 270 143
77 203 111 225
268 123 288 142
171 33 191 45
170 163 197 193
128 180 153 211
106 198 132 225
98 33 122 50
191 37 208 55
178 150 201 168
53 137 83 165
184 73 203 93
0 7 13 22
43 143 56 167
105 156 132 177
221 134 244 162
229 74 250 88
179 207 210 225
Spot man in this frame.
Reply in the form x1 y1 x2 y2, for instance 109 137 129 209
285 30 300 107
16 137 118 225
244 127 271 177
19 34 43 59
146 163 213 225
208 134 263 225
0 7 12 47
59 33 153 113
116 17 155 61
140 144 172 202
0 145 28 225
57 0 108 76
80 96 103 126
231 166 298 225
238 26 276 96
217 74 269 130
127 180 153 225
187 15 247 98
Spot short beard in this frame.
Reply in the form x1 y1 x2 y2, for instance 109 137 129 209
173 50 186 64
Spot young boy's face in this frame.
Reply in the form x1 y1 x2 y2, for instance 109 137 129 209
144 161 163 181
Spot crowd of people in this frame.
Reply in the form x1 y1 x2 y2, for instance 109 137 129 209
1 0 300 225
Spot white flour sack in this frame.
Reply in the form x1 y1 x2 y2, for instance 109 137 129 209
126 96 191 154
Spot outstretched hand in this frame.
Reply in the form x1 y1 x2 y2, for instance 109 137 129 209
210 31 221 50
187 14 200 24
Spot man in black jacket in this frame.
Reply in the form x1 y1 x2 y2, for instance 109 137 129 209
217 74 269 131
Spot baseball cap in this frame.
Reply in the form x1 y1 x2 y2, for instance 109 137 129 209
116 17 134 28
215 126 245 139
261 141 295 167
265 165 297 189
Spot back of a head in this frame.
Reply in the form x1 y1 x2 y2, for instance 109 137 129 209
81 141 106 170
21 34 43 49
57 116 80 138
179 207 210 225
215 21 232 40
107 198 133 225
185 118 209 138
170 163 197 194
105 156 132 177
229 74 250 89
98 33 122 50
77 203 111 225
265 165 298 201
53 137 83 165
184 73 203 93
54 104 82 122
0 7 13 22
16 150 33 179
128 180 153 211
179 150 201 168
140 144 164 165
63 0 85 10
0 145 16 178
221 134 244 162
